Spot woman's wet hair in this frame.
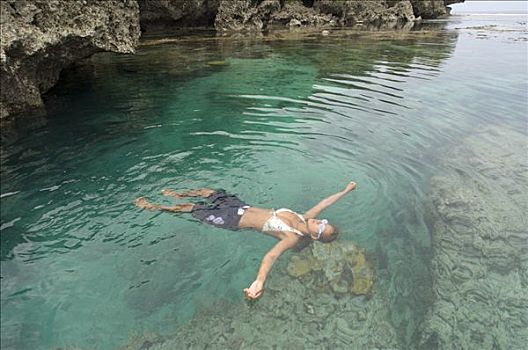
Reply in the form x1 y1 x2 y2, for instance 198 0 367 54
319 225 339 243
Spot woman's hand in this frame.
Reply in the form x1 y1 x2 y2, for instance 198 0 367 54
244 280 264 300
344 181 357 193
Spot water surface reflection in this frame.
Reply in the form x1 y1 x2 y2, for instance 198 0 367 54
1 18 526 350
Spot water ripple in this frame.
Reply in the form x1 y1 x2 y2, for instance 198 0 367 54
2 22 526 350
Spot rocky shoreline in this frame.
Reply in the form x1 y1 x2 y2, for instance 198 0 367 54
0 0 463 144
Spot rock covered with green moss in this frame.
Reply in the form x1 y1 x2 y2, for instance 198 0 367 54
287 240 375 295
119 241 398 350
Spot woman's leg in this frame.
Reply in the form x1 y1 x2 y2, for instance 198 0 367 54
135 197 194 212
161 188 216 198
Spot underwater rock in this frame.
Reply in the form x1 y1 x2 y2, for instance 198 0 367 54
419 126 528 349
350 249 375 295
0 0 140 144
206 60 229 66
287 240 375 296
287 254 316 277
123 270 400 350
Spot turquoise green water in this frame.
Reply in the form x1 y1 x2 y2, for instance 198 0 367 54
1 16 527 349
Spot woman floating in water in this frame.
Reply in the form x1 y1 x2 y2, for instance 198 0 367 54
135 181 357 300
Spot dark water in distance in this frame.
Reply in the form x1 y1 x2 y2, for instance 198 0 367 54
1 15 527 350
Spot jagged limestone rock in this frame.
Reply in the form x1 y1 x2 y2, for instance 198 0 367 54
0 0 140 144
315 0 415 26
138 0 220 32
409 0 458 19
213 0 340 32
215 0 282 32
215 0 460 32
269 1 337 28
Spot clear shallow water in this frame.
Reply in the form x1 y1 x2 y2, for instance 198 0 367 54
1 16 527 350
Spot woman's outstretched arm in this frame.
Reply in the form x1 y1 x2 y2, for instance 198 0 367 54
244 237 298 300
303 181 356 219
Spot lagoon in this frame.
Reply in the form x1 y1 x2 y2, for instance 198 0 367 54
1 14 527 350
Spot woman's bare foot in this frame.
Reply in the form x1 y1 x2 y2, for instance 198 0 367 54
161 189 181 198
161 188 215 198
135 197 160 210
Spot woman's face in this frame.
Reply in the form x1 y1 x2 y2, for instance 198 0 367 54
306 218 333 240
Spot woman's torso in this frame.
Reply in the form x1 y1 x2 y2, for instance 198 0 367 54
239 207 306 240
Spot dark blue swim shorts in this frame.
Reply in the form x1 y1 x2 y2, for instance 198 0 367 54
191 190 250 230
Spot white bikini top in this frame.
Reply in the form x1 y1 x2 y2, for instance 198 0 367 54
262 208 306 236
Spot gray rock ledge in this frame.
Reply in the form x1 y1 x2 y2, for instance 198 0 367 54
0 0 140 144
419 126 528 349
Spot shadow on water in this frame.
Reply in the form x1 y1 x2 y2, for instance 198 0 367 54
0 20 487 350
